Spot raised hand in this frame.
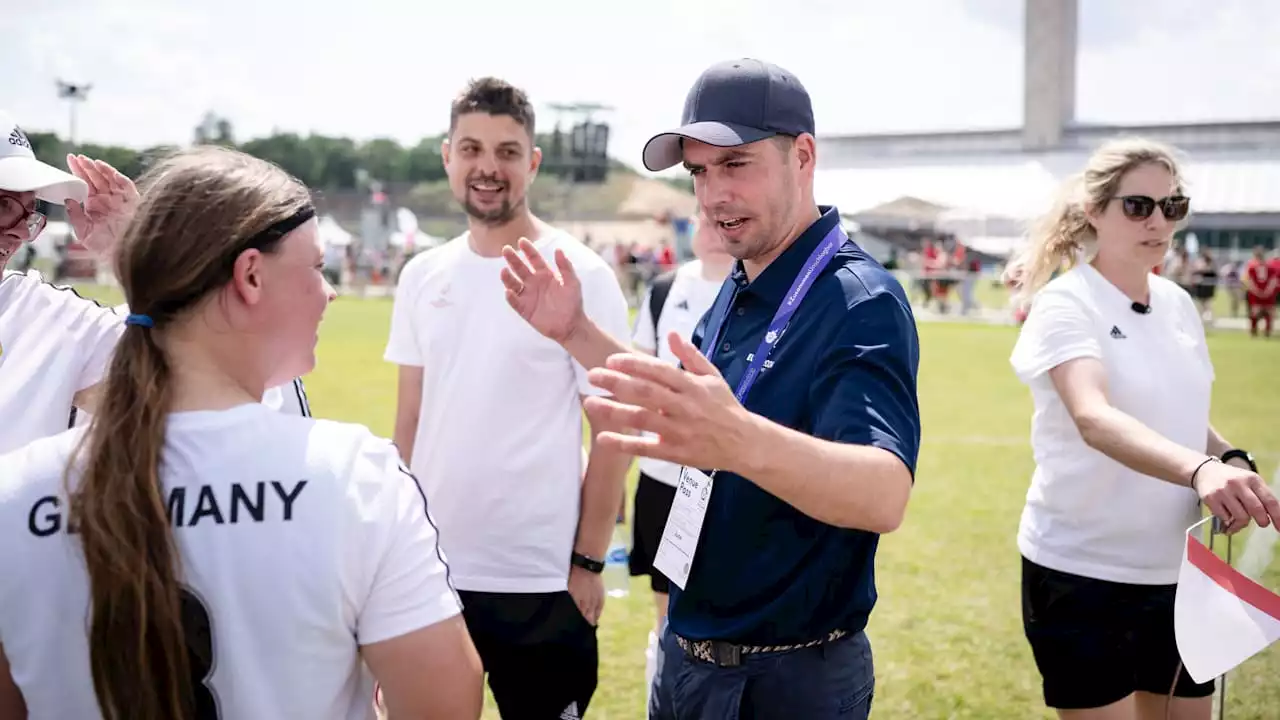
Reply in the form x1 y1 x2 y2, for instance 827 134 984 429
583 332 752 472
499 237 586 343
64 154 139 258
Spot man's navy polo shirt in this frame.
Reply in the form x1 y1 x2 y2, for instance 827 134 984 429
670 205 921 646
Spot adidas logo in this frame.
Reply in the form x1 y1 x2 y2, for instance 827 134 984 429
7 127 30 149
676 299 689 310
559 702 581 720
1110 326 1126 339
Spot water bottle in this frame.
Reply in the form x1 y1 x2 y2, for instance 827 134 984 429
604 522 630 598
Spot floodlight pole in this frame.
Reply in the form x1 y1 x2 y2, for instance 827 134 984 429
56 80 93 148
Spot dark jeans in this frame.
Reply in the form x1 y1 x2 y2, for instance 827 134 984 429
650 624 875 719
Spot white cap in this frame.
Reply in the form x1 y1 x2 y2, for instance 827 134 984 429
0 110 87 205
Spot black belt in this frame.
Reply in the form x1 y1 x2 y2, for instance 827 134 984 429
674 628 849 668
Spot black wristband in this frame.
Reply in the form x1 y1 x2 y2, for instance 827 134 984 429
1190 456 1219 493
1220 449 1258 473
570 552 604 574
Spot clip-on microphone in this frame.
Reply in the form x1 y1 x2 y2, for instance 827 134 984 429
1131 301 1152 315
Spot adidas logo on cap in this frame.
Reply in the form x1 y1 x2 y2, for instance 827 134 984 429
8 127 31 150
2 115 37 161
0 109 87 204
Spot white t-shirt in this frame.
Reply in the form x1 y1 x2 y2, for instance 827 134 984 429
384 230 630 593
74 375 309 424
0 404 459 720
1010 263 1213 585
630 260 725 487
0 271 123 455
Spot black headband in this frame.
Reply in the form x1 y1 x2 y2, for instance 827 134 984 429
144 205 318 324
218 204 316 277
241 206 317 254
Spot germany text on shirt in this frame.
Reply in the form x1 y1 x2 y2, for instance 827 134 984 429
0 404 459 719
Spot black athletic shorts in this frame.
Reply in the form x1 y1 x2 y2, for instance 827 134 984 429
458 590 598 720
1021 556 1215 710
628 472 677 594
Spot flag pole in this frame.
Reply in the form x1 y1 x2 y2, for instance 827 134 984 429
1220 530 1231 720
1206 518 1226 720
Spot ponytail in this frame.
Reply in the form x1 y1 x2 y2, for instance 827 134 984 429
68 324 193 720
55 145 317 719
1005 173 1095 308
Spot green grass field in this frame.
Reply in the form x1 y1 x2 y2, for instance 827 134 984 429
78 284 1280 719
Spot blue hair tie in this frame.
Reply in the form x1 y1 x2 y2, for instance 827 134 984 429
125 313 154 328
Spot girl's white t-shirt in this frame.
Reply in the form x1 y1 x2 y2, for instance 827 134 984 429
1010 263 1213 585
0 405 459 720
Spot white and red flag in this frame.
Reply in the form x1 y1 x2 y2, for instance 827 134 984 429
1174 516 1280 684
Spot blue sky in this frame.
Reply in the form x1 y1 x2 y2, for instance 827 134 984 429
5 0 1280 176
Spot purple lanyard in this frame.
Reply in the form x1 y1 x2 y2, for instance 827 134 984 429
700 224 846 404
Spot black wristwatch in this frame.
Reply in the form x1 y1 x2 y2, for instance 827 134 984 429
1221 449 1258 473
570 551 604 574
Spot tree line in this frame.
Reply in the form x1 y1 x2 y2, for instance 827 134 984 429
23 113 694 193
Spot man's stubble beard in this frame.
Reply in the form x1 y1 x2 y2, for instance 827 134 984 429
462 191 527 227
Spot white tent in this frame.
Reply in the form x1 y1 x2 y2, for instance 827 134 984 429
934 207 1029 259
318 215 353 247
388 207 446 250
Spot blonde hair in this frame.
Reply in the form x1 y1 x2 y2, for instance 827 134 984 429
1005 137 1185 306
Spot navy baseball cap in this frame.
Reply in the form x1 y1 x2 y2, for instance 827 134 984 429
642 58 815 172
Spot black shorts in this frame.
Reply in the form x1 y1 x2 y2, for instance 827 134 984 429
628 472 677 594
458 590 598 720
1021 556 1215 710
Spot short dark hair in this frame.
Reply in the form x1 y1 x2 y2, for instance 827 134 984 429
449 77 536 138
